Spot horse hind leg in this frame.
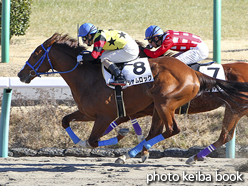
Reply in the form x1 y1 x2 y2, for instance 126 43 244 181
102 116 130 136
102 116 143 143
186 106 242 165
116 128 129 141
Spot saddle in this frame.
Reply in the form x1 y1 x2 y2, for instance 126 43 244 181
188 61 215 71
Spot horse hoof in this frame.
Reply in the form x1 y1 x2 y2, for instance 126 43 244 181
77 140 93 149
141 153 149 163
115 157 125 164
186 155 196 165
137 135 145 143
118 128 129 136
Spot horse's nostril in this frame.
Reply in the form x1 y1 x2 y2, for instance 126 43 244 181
17 72 22 78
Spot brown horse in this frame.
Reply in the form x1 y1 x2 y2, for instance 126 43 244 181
18 33 248 164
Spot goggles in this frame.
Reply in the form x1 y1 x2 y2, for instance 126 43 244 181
82 36 88 42
147 37 155 43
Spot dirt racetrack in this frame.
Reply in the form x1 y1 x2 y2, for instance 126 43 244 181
0 156 248 186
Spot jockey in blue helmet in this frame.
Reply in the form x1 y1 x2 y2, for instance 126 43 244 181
77 23 139 86
78 23 98 46
143 25 209 65
145 25 164 48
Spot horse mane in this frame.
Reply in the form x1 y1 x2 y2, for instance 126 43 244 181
135 40 147 48
47 33 101 66
48 33 87 56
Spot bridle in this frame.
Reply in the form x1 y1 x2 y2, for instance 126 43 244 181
25 44 79 77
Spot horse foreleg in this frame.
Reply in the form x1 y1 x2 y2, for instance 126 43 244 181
143 108 180 150
140 121 164 163
87 116 117 148
186 106 243 165
62 110 93 129
62 110 93 146
140 110 164 162
115 109 165 164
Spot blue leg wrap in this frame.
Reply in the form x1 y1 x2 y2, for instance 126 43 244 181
65 127 80 144
98 137 118 146
128 139 146 158
144 134 165 150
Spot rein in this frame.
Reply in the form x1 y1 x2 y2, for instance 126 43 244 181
26 44 79 77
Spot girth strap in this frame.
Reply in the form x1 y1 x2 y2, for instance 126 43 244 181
114 85 126 118
178 101 190 115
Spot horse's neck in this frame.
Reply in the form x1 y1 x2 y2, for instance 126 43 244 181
50 44 105 96
60 64 105 95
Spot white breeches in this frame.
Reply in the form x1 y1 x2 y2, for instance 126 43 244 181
175 41 209 65
101 40 139 64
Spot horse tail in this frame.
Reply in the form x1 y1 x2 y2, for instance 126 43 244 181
195 71 248 105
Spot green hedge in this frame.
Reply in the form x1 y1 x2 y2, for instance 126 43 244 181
0 0 32 41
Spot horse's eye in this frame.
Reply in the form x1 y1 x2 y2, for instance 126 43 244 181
33 52 39 59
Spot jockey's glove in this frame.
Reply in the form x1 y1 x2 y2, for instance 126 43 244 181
77 55 83 63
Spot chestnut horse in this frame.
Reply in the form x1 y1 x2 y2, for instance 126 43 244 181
18 33 248 164
104 41 248 164
114 42 248 164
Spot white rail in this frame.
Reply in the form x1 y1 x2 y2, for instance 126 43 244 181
0 77 68 88
0 77 72 157
0 77 72 100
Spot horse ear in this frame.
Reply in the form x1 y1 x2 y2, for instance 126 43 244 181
47 40 55 47
46 33 61 47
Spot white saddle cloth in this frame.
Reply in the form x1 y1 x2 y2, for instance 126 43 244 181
102 57 154 89
199 63 225 92
199 63 225 80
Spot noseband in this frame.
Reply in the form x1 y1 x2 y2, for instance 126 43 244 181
25 44 79 77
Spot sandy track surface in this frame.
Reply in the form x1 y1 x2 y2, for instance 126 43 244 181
0 156 248 186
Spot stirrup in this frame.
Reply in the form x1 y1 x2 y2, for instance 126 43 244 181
109 75 127 86
109 80 126 86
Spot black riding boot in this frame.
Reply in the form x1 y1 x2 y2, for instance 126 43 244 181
108 64 126 86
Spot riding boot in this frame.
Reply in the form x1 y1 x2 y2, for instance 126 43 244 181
108 64 127 86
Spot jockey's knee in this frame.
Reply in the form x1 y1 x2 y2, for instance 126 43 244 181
102 58 113 68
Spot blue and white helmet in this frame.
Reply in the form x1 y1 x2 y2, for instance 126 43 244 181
145 25 163 40
78 23 97 37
